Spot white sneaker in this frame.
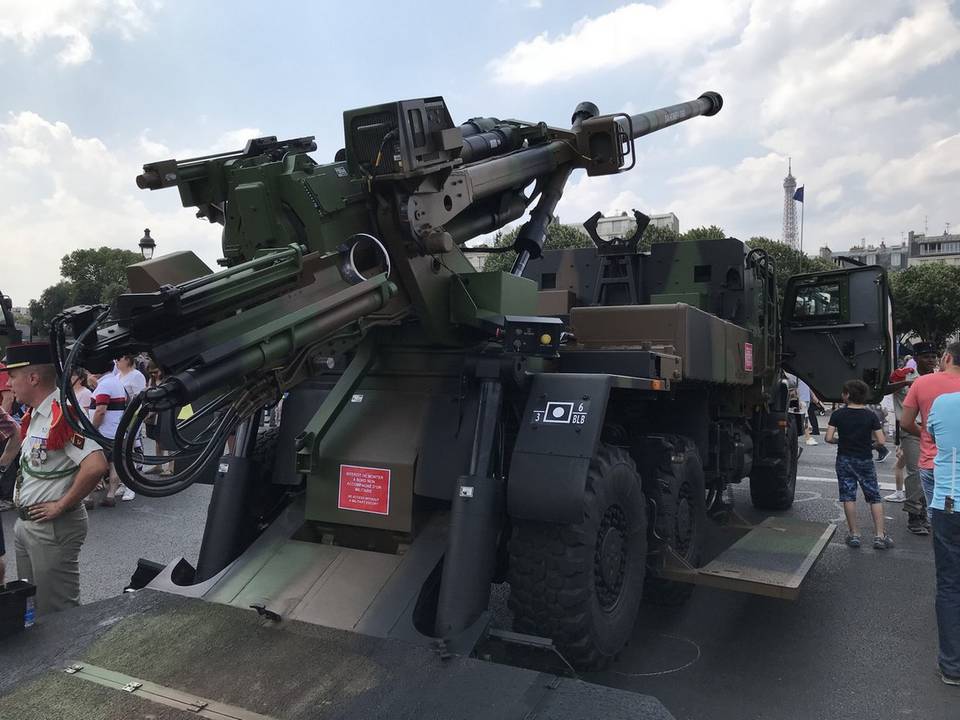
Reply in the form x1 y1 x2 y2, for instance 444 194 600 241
883 490 906 503
722 484 735 506
121 488 136 502
805 437 819 445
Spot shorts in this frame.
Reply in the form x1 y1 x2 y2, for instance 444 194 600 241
836 455 881 503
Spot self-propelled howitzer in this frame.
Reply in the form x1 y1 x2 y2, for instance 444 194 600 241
51 92 745 671
55 91 722 492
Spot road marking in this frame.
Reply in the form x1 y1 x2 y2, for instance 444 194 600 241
794 490 823 503
608 634 702 678
797 475 897 491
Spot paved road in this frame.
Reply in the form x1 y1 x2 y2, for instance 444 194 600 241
590 439 954 720
2 438 954 719
2 483 210 603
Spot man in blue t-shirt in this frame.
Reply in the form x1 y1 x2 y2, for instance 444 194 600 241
925 345 960 686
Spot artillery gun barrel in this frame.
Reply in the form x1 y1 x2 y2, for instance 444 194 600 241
460 91 722 207
620 91 723 140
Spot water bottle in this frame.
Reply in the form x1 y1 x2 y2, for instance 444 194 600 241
24 595 35 628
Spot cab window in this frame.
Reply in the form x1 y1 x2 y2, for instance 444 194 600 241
790 279 847 324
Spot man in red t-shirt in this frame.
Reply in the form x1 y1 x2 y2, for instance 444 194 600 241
902 345 960 514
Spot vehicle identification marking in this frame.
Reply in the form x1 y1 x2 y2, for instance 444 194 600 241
334 165 348 177
351 394 364 403
744 342 754 372
532 400 589 425
338 464 391 515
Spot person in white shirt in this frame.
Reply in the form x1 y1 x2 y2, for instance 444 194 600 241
116 355 146 400
71 369 93 419
114 355 146 501
796 379 823 446
89 370 127 506
4 342 108 614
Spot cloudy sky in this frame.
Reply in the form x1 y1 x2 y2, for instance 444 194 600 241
1 0 958 303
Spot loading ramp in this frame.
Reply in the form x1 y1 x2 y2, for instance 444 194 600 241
658 516 837 600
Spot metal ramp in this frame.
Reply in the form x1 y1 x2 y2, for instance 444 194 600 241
659 517 836 600
201 514 449 644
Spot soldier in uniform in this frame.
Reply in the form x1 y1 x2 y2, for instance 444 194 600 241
3 342 108 614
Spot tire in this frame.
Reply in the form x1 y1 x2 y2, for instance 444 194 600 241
508 443 647 670
250 426 280 474
237 426 284 548
749 419 798 511
643 437 706 606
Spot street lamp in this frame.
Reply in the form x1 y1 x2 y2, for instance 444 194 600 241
139 228 156 260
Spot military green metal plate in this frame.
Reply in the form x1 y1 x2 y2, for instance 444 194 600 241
660 517 836 600
0 590 675 720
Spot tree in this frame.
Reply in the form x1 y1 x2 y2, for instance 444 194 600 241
481 223 593 273
60 247 142 306
29 246 143 336
744 236 835 303
28 281 74 337
680 225 726 242
889 263 960 349
638 223 680 251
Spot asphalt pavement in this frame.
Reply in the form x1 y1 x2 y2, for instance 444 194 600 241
589 437 955 720
1 436 955 719
2 482 210 603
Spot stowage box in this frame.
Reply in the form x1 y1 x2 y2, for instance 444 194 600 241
569 302 753 385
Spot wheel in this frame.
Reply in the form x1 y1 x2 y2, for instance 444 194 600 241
237 426 286 547
508 443 647 670
250 426 280 473
749 418 798 510
643 437 706 606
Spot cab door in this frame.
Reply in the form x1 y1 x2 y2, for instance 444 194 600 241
781 266 893 403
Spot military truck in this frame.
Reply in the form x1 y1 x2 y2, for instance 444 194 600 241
2 91 891 718
518 220 893 615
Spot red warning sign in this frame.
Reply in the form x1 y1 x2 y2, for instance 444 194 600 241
338 464 391 515
744 342 754 372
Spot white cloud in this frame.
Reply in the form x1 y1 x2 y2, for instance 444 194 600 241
555 170 652 229
0 0 159 65
868 132 960 196
508 0 960 252
0 111 245 304
761 2 960 124
488 0 749 86
136 127 265 162
674 0 960 248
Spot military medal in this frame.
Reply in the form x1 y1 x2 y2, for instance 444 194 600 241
30 438 49 465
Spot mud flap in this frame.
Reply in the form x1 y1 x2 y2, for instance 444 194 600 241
508 373 612 523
